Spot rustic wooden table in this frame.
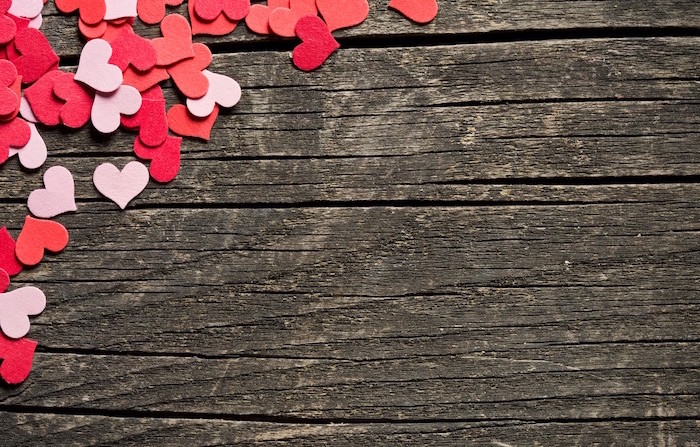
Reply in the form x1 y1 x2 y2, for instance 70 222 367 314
2 1 700 445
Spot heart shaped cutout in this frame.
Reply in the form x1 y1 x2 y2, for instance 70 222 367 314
8 122 47 170
9 0 44 19
152 14 194 67
93 161 150 209
0 228 22 277
269 0 317 37
189 0 237 36
292 15 340 72
0 118 31 164
245 0 289 35
0 286 46 339
121 95 169 147
27 166 77 219
194 0 250 22
23 70 64 127
167 103 218 141
0 333 37 385
166 43 211 99
11 28 60 85
186 70 241 118
316 0 369 32
53 72 94 129
0 0 17 44
388 0 438 24
75 39 123 93
55 0 106 25
134 135 181 183
108 27 158 72
15 216 70 267
91 84 142 134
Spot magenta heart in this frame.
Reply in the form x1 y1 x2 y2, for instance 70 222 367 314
0 286 46 339
27 166 77 218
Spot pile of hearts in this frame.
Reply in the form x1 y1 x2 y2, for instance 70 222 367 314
0 0 439 385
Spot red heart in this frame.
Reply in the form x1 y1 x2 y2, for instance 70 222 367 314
316 0 369 32
134 135 182 183
292 15 339 72
245 0 289 35
189 0 237 36
0 76 22 122
269 0 317 37
0 268 8 292
15 216 70 267
0 228 22 277
167 103 218 141
23 70 64 127
55 0 106 25
0 118 31 164
137 0 184 25
53 72 94 129
11 28 60 85
0 60 19 117
388 0 438 24
194 0 250 22
77 16 107 39
152 14 194 67
0 0 16 44
0 333 37 385
108 28 158 72
167 43 211 99
123 65 170 92
121 87 169 147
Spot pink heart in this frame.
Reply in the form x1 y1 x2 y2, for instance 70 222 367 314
91 84 142 134
93 161 149 209
9 122 46 170
0 286 46 339
27 166 77 218
8 0 43 19
186 70 241 118
75 39 123 93
104 0 137 20
19 96 37 123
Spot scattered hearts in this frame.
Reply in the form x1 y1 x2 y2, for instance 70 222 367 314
93 161 150 209
152 14 194 66
0 286 46 339
134 135 181 183
27 166 77 219
74 39 123 94
15 216 70 267
293 15 340 72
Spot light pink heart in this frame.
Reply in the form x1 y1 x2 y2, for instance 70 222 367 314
93 161 149 209
27 166 77 218
9 0 43 19
19 96 37 123
0 286 46 339
104 0 137 20
75 39 123 94
186 70 241 118
91 84 142 134
9 122 47 170
28 13 43 29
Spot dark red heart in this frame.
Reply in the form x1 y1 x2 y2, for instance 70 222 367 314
134 135 182 183
11 28 60 85
23 70 64 127
0 118 31 164
0 333 38 385
292 15 340 72
109 28 158 72
53 72 94 129
121 87 168 147
0 0 17 45
0 227 22 276
0 268 9 292
0 59 19 117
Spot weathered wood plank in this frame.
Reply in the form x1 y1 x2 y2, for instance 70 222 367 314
3 413 699 447
40 0 700 57
2 38 699 203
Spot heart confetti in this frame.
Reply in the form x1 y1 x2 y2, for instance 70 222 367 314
15 216 70 267
0 333 37 385
93 161 150 209
0 286 46 339
27 166 77 219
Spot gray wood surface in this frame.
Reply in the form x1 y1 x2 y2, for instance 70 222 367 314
1 1 699 445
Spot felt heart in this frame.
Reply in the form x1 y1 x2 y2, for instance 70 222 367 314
15 216 69 266
9 0 43 19
245 0 289 35
138 0 184 25
0 60 19 116
123 65 170 92
0 0 17 44
11 28 59 84
0 286 46 339
189 0 237 36
0 76 22 122
388 0 437 24
152 14 194 66
167 43 211 99
316 0 369 32
0 228 22 277
53 72 94 129
108 28 157 72
101 17 135 42
0 118 31 164
8 122 47 170
22 70 63 127
103 0 137 20
18 96 37 123
269 0 316 37
75 38 123 93
93 161 150 209
186 70 241 118
167 103 218 141
121 95 168 147
134 135 181 183
77 16 107 39
292 15 340 72
0 333 37 385
55 0 106 25
91 84 142 134
27 166 77 219
194 0 250 22
27 14 42 30
0 269 8 293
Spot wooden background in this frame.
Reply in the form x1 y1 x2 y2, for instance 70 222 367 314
2 1 700 445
